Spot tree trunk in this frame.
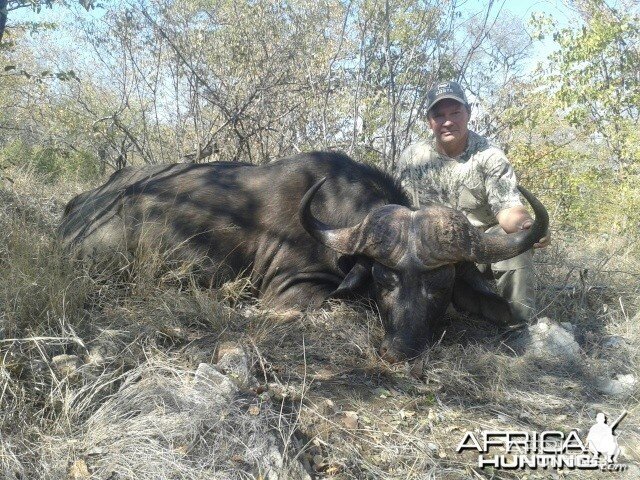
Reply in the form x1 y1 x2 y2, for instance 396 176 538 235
0 0 8 44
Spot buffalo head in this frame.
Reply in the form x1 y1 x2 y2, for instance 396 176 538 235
299 178 549 362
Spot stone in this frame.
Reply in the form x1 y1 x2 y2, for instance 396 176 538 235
67 459 90 479
216 341 255 388
602 335 627 350
597 374 637 397
511 317 581 359
85 329 128 366
340 411 359 429
194 362 238 400
560 322 575 332
320 398 336 416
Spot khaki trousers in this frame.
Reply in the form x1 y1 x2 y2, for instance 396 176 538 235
478 225 536 324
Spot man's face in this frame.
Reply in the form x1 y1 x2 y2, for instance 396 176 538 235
428 99 470 148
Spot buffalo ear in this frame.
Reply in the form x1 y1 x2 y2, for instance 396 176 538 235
330 257 372 298
452 262 512 326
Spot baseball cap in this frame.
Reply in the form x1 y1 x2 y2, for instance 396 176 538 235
426 81 470 113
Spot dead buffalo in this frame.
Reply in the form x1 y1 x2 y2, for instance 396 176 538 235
59 151 548 361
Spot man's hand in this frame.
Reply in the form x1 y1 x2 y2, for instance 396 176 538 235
521 219 550 249
497 205 550 249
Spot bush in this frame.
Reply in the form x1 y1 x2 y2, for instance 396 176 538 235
509 139 640 238
0 140 100 183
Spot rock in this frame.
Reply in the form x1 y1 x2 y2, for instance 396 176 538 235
52 354 82 378
320 398 336 416
427 408 438 423
194 362 238 400
248 404 261 416
340 411 359 429
67 459 90 479
517 411 532 421
560 322 575 332
597 374 637 397
216 341 255 389
511 317 581 359
85 329 129 366
216 341 244 360
497 413 510 423
602 335 627 350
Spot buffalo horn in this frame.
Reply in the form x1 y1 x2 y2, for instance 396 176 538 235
474 186 549 264
298 178 363 255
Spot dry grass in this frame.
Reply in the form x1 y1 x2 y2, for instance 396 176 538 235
1 167 638 479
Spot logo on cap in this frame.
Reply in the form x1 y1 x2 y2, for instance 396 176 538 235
427 81 469 112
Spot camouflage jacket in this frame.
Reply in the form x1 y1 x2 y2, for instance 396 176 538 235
395 130 522 230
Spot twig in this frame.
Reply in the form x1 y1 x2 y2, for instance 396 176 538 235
248 337 274 386
0 336 85 345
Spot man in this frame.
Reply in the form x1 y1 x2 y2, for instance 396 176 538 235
586 413 621 463
396 81 550 324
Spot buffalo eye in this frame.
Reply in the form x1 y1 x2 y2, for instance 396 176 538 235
372 263 399 289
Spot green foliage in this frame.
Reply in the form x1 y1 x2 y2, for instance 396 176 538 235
549 0 640 172
1 1 97 45
509 138 640 234
2 64 77 81
0 140 99 182
498 0 640 235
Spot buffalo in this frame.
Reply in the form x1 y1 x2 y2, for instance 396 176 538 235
59 151 548 361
